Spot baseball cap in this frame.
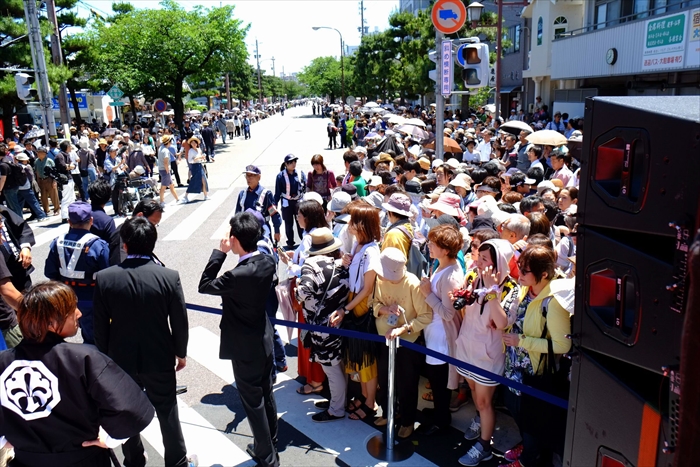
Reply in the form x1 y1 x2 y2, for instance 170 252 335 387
284 154 298 164
68 201 92 224
243 165 261 175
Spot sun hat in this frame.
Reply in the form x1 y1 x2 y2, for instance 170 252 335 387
369 176 383 187
426 192 462 218
160 134 173 144
187 136 200 145
98 138 108 146
418 157 431 171
432 159 444 170
363 191 384 209
378 152 393 164
329 191 351 213
302 191 323 205
537 180 556 195
444 158 461 170
451 173 472 190
15 154 29 162
308 227 343 256
377 247 407 282
478 195 511 227
381 193 412 217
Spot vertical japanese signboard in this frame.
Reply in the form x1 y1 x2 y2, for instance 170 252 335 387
441 40 453 96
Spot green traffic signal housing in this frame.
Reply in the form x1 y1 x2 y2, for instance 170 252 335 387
15 73 38 101
461 43 490 89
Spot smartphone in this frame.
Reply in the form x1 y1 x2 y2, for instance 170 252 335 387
387 314 399 327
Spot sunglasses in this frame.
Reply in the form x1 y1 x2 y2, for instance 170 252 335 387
517 263 532 275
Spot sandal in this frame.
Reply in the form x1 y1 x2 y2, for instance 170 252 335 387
346 395 366 413
296 383 323 395
349 403 376 421
422 391 434 402
425 381 431 389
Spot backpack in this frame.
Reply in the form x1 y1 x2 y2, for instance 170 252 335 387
2 159 27 188
391 224 428 278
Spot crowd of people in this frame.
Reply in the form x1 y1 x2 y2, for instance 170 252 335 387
252 98 579 467
0 99 580 467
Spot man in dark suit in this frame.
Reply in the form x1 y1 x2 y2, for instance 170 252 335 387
199 212 279 467
93 217 193 467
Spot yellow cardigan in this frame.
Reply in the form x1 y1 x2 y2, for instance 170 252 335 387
519 280 572 375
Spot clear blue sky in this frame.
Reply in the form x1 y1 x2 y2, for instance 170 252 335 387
76 0 399 75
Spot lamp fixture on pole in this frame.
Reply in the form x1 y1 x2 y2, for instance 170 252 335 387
312 26 346 106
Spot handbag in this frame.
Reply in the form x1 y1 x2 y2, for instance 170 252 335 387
520 296 570 454
300 262 336 349
342 274 378 368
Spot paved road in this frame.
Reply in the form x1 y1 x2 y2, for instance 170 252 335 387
28 106 519 466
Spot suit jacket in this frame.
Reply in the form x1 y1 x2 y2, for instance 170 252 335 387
93 258 188 374
199 250 275 361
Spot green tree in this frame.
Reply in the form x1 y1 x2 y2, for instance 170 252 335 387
86 0 249 126
298 56 342 103
0 0 70 135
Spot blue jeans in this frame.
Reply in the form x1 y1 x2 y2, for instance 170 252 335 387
3 188 21 217
81 167 98 201
17 189 46 219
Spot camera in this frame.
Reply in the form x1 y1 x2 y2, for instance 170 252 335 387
453 288 476 310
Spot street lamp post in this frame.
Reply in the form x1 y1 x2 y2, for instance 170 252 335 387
312 26 345 106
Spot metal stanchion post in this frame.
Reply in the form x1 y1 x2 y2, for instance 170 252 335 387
367 337 414 462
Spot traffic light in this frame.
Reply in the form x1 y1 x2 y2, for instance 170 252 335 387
461 43 490 89
15 73 38 101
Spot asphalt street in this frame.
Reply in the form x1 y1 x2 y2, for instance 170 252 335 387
28 106 520 466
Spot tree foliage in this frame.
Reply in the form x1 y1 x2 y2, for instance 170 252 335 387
85 0 249 125
297 56 342 103
0 0 71 135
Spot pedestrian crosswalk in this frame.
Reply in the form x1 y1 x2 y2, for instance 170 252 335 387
163 187 235 242
148 325 439 467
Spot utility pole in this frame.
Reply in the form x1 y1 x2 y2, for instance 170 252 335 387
271 57 276 77
359 0 366 37
23 0 56 144
46 0 70 134
255 38 262 104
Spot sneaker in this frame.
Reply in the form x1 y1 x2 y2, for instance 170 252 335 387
203 196 210 201
463 416 481 441
187 454 199 467
458 442 493 466
505 443 524 462
450 392 470 412
179 197 189 204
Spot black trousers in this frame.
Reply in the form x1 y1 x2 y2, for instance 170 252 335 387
231 355 279 467
377 341 424 428
171 164 182 186
425 363 451 428
122 371 187 467
72 173 86 200
281 201 303 248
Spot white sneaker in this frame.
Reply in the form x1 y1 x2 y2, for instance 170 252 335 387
203 196 210 201
179 197 189 204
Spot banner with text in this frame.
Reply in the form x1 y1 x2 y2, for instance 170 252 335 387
641 12 688 71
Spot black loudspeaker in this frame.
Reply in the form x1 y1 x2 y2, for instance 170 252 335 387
563 350 674 467
578 96 700 239
575 96 700 374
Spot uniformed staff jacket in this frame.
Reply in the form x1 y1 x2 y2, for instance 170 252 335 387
235 185 282 233
0 333 154 466
45 229 110 300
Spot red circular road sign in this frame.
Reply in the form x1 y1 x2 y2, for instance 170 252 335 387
431 0 467 35
154 99 167 112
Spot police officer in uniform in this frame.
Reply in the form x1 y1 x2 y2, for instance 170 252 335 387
236 165 282 245
274 155 306 249
44 201 110 344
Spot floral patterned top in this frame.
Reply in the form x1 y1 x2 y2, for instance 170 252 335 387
505 292 534 395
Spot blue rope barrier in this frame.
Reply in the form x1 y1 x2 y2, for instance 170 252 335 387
186 302 569 409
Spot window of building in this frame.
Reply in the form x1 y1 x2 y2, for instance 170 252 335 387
537 17 543 45
594 0 621 28
553 16 568 39
515 25 521 51
504 25 521 54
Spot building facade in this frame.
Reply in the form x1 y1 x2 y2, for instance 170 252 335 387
521 0 700 118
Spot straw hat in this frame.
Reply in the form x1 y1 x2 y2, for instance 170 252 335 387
308 228 343 256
